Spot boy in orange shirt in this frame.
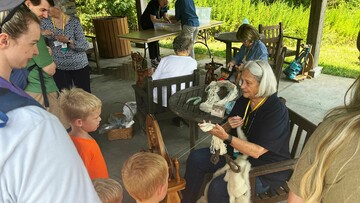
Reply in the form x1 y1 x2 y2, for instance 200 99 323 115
59 88 108 179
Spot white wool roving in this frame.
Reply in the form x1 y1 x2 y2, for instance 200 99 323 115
197 127 251 203
198 121 227 155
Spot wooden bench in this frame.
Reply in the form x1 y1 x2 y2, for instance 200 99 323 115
85 35 100 73
132 70 200 124
251 108 317 202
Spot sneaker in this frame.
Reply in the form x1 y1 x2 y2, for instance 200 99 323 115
157 57 161 62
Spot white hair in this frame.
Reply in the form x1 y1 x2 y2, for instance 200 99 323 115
243 60 277 97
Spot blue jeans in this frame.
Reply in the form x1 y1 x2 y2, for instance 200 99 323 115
181 148 270 203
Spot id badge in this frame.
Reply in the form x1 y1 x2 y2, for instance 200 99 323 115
61 43 68 49
53 40 62 47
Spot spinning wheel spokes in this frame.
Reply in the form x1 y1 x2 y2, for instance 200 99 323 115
146 114 174 178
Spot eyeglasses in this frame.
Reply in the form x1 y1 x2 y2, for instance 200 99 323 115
0 2 30 33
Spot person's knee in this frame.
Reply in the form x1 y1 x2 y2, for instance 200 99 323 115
186 148 207 166
207 177 229 203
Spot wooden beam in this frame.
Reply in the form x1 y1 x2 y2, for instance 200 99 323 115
135 0 147 30
307 0 327 67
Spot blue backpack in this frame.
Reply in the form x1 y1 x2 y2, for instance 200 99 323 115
0 87 43 128
10 64 37 90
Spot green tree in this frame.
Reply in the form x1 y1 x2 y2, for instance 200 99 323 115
76 0 137 34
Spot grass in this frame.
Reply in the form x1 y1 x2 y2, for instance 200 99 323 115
160 39 359 79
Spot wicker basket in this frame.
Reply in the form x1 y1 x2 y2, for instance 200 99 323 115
106 112 134 141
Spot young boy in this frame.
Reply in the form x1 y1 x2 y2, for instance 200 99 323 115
121 152 169 203
218 67 231 81
93 178 123 203
59 87 109 179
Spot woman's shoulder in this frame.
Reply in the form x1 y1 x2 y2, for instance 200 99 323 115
255 40 267 48
263 94 287 113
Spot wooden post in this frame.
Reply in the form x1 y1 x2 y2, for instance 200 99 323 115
307 0 327 67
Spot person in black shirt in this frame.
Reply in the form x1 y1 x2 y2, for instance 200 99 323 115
181 60 291 203
140 0 171 67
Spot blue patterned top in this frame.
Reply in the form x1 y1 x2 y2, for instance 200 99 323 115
41 16 89 71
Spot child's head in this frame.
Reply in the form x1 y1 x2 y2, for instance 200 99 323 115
121 152 168 202
59 88 102 132
220 68 231 79
92 178 123 203
173 34 193 56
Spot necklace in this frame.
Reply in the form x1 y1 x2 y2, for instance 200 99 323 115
51 14 66 35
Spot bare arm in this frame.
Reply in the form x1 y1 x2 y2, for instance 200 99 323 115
288 191 305 203
42 62 56 76
150 14 170 24
209 124 268 159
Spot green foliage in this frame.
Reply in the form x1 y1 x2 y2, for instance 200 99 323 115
76 0 360 78
75 0 137 34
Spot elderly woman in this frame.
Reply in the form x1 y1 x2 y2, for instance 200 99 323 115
151 34 197 107
181 60 290 203
41 2 90 92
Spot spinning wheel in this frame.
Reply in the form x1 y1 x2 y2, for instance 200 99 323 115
146 114 186 203
304 52 314 73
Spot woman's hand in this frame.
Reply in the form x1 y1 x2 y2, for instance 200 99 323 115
42 29 53 37
227 61 236 69
54 35 69 43
227 116 244 128
209 124 228 140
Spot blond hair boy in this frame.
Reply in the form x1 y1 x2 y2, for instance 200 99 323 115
93 178 123 203
121 152 169 203
59 87 109 179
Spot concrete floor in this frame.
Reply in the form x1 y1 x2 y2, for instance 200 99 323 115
89 45 355 202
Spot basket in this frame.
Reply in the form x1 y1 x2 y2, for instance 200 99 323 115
106 107 134 141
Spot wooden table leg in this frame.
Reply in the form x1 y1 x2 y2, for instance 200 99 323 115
225 42 232 65
189 121 196 150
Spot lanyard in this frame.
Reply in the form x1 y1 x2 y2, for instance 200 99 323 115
243 97 267 127
52 14 66 35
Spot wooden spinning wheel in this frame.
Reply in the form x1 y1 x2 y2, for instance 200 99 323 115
146 114 186 203
304 52 314 73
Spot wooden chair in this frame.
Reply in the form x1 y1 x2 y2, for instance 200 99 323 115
146 114 186 203
132 70 200 123
199 107 317 202
258 22 284 69
85 35 101 73
283 35 303 62
250 108 317 202
273 47 287 90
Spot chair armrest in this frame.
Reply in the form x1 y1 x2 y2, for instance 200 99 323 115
249 159 298 178
132 84 148 98
283 35 303 41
